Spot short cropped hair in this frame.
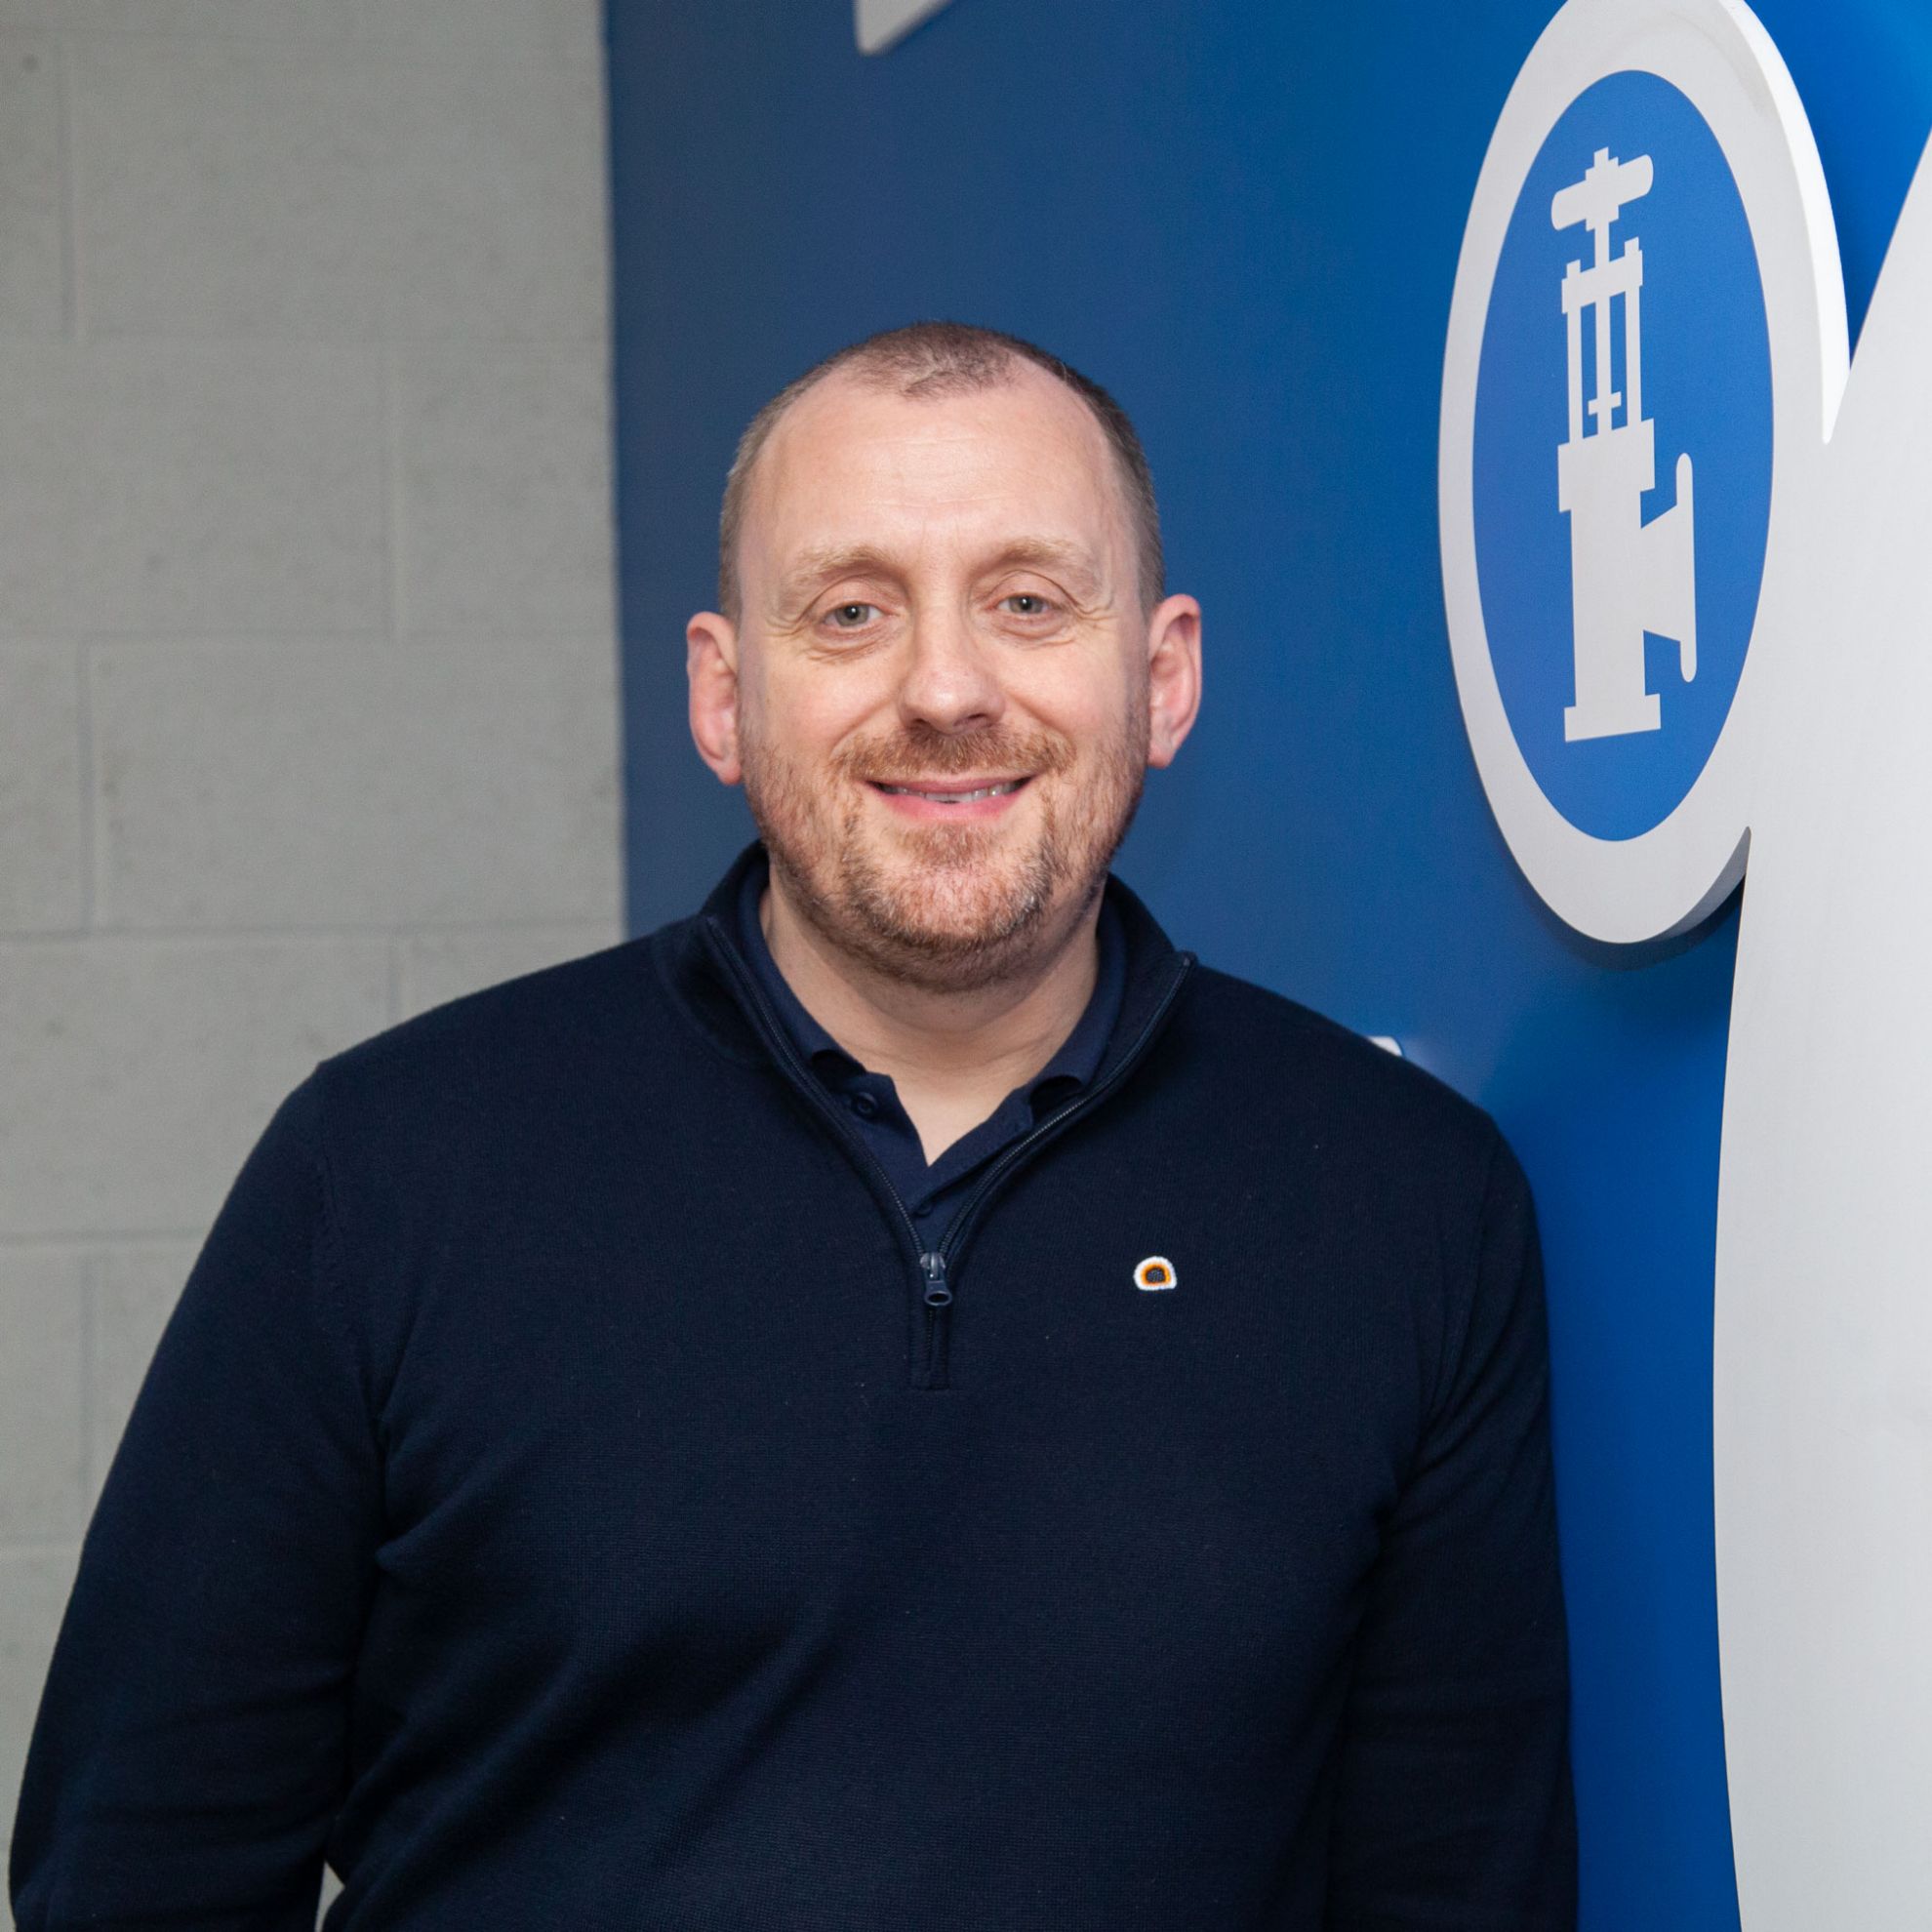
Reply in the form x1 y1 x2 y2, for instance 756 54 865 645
717 320 1164 622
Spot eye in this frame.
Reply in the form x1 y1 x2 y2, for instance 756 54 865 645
823 601 880 629
999 592 1056 618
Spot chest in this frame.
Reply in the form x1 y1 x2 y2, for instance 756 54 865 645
360 1119 1424 1739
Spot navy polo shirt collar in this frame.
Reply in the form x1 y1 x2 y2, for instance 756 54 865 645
734 851 1126 1219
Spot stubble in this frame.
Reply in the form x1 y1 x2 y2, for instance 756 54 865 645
742 703 1147 994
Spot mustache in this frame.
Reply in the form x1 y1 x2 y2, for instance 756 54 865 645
833 724 1073 784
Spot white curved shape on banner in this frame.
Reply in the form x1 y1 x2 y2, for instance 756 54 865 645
1713 141 1932 1932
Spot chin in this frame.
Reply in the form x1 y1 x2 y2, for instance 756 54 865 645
864 847 1056 942
879 874 1046 949
795 833 1064 991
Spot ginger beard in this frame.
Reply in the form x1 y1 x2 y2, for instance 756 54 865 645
741 693 1148 993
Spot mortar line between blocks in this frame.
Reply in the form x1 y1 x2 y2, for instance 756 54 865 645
382 345 405 645
76 640 97 928
55 30 81 341
0 1231 206 1252
78 1252 97 1511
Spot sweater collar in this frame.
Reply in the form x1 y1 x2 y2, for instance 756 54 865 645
661 840 1192 1083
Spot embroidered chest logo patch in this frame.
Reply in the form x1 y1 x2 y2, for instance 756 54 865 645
1133 1256 1177 1292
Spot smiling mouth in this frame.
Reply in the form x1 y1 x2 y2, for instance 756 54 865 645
868 778 1031 805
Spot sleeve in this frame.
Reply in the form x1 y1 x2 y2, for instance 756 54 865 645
9 1070 382 1931
1324 1132 1577 1929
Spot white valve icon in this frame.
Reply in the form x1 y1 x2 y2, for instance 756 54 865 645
1552 147 1698 741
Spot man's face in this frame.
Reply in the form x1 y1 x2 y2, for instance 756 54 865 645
694 363 1195 992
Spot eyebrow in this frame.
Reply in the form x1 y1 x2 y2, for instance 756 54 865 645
775 544 903 606
774 537 1105 610
983 538 1104 591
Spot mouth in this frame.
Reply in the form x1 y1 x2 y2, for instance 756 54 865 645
865 775 1033 821
870 777 1029 803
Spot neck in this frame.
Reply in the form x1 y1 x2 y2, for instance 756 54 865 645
759 870 1102 1162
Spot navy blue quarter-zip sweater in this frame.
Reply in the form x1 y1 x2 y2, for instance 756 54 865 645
732 850 1127 1253
12 846 1576 1930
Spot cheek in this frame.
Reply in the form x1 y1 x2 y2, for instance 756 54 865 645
1020 659 1143 752
760 664 896 762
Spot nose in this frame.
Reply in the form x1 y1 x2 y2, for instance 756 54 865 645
894 602 1006 737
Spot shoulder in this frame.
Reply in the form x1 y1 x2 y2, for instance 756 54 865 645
1155 968 1536 1384
347 930 658 1061
305 930 690 1145
1161 962 1508 1194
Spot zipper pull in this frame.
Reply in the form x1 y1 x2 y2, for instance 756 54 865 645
919 1251 953 1308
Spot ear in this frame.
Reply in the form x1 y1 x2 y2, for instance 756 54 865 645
1145 593 1202 769
687 610 744 785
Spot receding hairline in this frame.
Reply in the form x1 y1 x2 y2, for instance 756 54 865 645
716 323 1164 623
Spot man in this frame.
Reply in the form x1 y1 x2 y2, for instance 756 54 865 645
12 322 1575 1927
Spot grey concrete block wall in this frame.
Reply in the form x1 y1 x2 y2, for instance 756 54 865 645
0 1256 86 1546
0 1 598 50
91 637 621 927
71 39 606 342
0 3 623 1916
0 937 395 1233
0 343 388 633
394 348 618 634
0 36 63 341
0 647 83 932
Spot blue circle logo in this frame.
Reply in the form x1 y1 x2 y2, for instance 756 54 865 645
1471 71 1772 842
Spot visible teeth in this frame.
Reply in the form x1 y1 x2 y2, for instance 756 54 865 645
880 780 1023 803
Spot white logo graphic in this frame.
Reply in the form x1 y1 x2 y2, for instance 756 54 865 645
855 0 955 55
1133 1257 1176 1291
1440 0 1831 945
1554 148 1698 742
1449 2 1932 1926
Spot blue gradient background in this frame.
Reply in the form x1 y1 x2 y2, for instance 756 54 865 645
605 4 1932 1923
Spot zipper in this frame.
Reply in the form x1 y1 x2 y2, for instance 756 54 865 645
918 1250 954 1389
919 1250 953 1306
701 918 1192 1390
919 954 1193 1301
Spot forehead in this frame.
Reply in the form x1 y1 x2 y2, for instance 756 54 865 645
745 363 1128 590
